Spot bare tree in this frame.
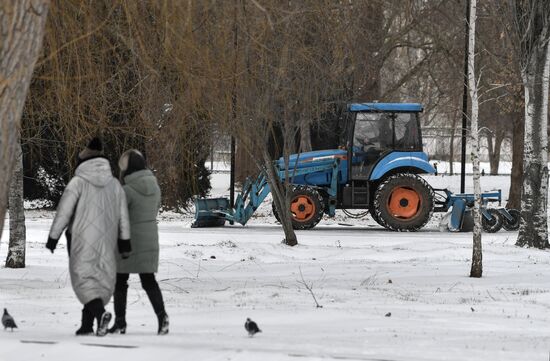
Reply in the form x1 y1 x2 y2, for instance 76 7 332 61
476 3 521 177
508 0 550 249
467 0 483 278
480 1 525 208
0 0 49 243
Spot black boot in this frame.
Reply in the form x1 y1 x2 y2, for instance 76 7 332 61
75 308 94 336
84 298 111 337
140 273 168 335
157 311 169 335
96 311 112 337
108 317 127 334
111 273 129 334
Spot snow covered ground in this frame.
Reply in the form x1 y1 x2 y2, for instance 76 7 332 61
207 159 516 175
2 174 550 361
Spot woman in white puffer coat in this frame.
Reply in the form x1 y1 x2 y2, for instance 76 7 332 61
47 137 131 337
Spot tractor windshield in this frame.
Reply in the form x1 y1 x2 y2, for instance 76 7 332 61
353 112 421 151
353 113 393 151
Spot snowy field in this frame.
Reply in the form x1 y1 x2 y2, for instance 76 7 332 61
2 174 550 361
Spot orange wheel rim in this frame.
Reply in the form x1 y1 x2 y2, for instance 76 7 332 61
388 187 421 219
290 195 315 222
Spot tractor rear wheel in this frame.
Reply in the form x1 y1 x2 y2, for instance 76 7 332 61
482 209 503 233
368 183 385 227
369 203 385 227
373 173 434 231
272 186 324 230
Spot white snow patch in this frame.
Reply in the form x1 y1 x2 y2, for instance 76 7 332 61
2 172 549 360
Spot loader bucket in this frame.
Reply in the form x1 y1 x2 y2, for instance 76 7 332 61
192 197 230 228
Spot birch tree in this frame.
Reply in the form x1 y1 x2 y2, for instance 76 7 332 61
467 0 483 278
0 0 49 243
510 0 550 249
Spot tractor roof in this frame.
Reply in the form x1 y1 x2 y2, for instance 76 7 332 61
348 103 423 113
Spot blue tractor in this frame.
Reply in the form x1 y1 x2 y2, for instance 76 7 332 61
194 102 438 231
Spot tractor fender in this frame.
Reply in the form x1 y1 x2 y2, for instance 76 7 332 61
369 152 435 181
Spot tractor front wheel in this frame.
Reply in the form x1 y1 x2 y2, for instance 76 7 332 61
272 186 324 230
373 173 434 231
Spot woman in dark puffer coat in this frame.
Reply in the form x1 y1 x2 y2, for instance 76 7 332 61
109 149 169 335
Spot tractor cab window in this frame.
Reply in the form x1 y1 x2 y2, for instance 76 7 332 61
394 113 421 151
353 113 393 151
351 112 393 179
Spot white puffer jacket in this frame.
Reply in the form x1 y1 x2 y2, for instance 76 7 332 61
49 157 130 305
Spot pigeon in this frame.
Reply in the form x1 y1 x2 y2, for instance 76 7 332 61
244 318 261 337
2 309 17 331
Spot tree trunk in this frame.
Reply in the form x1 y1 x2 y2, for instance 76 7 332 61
486 130 494 175
516 39 550 249
449 111 458 175
0 0 49 243
6 139 25 268
467 0 482 278
262 150 297 246
506 113 523 209
300 121 312 153
236 141 259 182
486 130 505 175
489 131 504 175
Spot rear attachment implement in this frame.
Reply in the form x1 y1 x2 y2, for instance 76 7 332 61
434 189 520 232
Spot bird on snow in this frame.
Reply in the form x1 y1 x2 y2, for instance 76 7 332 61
2 309 17 331
244 318 261 337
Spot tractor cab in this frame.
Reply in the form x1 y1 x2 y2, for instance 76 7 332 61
346 103 423 180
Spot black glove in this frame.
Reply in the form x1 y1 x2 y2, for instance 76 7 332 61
46 237 58 254
118 239 132 258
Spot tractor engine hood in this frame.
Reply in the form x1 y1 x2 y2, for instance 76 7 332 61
276 149 347 170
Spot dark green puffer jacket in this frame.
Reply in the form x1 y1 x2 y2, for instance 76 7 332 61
117 169 161 274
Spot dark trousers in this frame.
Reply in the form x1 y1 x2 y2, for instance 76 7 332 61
114 273 165 319
83 298 105 322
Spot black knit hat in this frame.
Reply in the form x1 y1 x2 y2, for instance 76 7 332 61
78 137 104 162
118 149 146 180
126 151 146 175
